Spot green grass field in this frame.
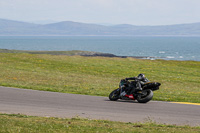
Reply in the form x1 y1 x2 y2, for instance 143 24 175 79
0 113 199 133
0 51 200 103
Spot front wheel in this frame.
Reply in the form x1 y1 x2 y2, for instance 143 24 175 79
109 89 120 101
137 89 153 103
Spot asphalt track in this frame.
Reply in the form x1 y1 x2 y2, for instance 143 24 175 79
0 86 199 126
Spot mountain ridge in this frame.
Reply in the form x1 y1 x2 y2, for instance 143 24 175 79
1 18 200 36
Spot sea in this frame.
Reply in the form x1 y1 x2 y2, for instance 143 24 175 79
0 36 200 61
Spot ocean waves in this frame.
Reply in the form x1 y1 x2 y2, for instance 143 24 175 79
0 36 199 61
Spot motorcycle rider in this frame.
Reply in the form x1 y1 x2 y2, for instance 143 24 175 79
109 73 160 102
121 74 148 96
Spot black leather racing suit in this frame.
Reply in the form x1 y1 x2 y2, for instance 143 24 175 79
125 77 143 92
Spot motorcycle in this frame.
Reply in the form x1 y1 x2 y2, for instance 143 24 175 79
109 76 161 103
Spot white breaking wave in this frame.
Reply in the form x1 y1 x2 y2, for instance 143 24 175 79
166 56 175 59
179 56 183 58
159 51 165 54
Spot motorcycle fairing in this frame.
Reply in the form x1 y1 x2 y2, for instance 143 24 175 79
125 94 135 100
142 82 161 91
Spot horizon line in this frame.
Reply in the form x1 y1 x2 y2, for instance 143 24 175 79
1 18 200 27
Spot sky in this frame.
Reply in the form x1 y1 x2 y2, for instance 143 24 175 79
0 0 200 25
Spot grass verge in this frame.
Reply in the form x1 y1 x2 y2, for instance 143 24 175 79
0 113 199 133
0 52 199 103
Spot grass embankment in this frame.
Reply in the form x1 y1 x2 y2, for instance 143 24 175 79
0 52 199 103
0 114 199 133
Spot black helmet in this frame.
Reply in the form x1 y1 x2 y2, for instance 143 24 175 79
137 73 146 81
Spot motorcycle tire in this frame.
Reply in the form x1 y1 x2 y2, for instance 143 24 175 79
109 89 120 101
137 89 153 103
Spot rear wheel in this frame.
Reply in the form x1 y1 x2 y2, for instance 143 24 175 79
137 89 153 103
109 89 120 101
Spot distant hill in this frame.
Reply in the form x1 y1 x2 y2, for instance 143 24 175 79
0 18 200 36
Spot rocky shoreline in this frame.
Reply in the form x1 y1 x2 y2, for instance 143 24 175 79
81 52 156 60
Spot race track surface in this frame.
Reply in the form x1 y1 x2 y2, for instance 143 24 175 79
0 86 199 126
